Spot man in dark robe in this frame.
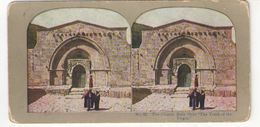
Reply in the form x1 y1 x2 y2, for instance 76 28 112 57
187 89 193 107
94 91 101 110
199 90 206 109
194 74 199 88
190 88 199 110
196 90 201 107
82 89 94 111
89 75 93 88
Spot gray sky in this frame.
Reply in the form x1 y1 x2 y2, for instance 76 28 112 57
136 8 233 27
32 8 129 28
31 8 235 43
136 8 235 42
31 8 132 44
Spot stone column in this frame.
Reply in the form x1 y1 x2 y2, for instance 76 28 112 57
191 69 196 88
160 69 168 85
66 76 72 85
49 70 55 85
106 71 108 87
85 69 90 88
54 70 64 85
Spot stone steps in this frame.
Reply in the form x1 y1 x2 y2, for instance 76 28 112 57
69 91 84 95
174 90 190 94
70 88 85 92
65 88 85 99
170 94 188 98
175 87 190 91
171 87 190 98
66 87 132 99
65 95 83 99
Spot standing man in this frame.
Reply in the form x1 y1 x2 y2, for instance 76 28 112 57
82 90 88 108
82 89 94 111
194 74 199 88
199 90 206 109
89 75 93 88
190 88 199 110
196 89 201 108
187 88 193 107
94 91 101 110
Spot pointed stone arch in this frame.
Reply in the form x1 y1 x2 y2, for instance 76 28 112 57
154 36 215 70
48 36 110 86
154 36 215 86
49 36 110 71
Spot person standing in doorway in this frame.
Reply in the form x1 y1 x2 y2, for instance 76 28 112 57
89 75 93 88
194 74 199 88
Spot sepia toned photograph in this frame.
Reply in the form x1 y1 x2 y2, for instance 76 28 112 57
27 8 132 112
8 0 250 123
131 8 236 112
27 7 236 113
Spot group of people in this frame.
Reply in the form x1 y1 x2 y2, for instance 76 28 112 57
187 88 206 110
81 75 101 111
81 89 100 111
187 74 206 110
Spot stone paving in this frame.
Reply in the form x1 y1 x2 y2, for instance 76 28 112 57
28 93 236 112
28 94 132 112
132 93 236 112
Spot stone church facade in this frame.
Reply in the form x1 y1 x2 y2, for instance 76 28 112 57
28 19 236 96
131 19 236 90
28 21 131 92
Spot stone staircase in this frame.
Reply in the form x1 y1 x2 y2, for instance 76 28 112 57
65 88 85 99
171 87 190 98
65 87 190 99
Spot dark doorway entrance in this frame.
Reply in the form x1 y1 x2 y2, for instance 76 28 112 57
72 65 86 88
177 64 191 87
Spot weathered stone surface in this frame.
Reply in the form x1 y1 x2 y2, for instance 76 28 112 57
132 20 236 88
28 21 131 88
132 93 236 112
28 94 132 112
28 19 236 110
212 86 236 97
45 85 71 95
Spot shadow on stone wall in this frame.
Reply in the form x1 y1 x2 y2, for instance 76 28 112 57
132 88 152 104
28 88 46 105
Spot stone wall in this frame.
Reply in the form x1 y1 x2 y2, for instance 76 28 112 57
28 21 131 87
132 20 236 87
28 20 236 89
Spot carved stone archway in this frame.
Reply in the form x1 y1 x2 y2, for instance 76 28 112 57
48 37 110 86
154 36 215 87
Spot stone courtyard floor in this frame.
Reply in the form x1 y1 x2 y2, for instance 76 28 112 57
28 93 236 112
28 94 132 112
132 93 236 112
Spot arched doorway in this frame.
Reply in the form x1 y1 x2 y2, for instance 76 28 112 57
167 48 195 85
49 37 110 86
72 65 86 88
154 37 215 85
177 64 191 87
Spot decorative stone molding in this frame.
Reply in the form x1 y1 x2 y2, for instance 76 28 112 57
67 59 91 77
174 58 196 74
